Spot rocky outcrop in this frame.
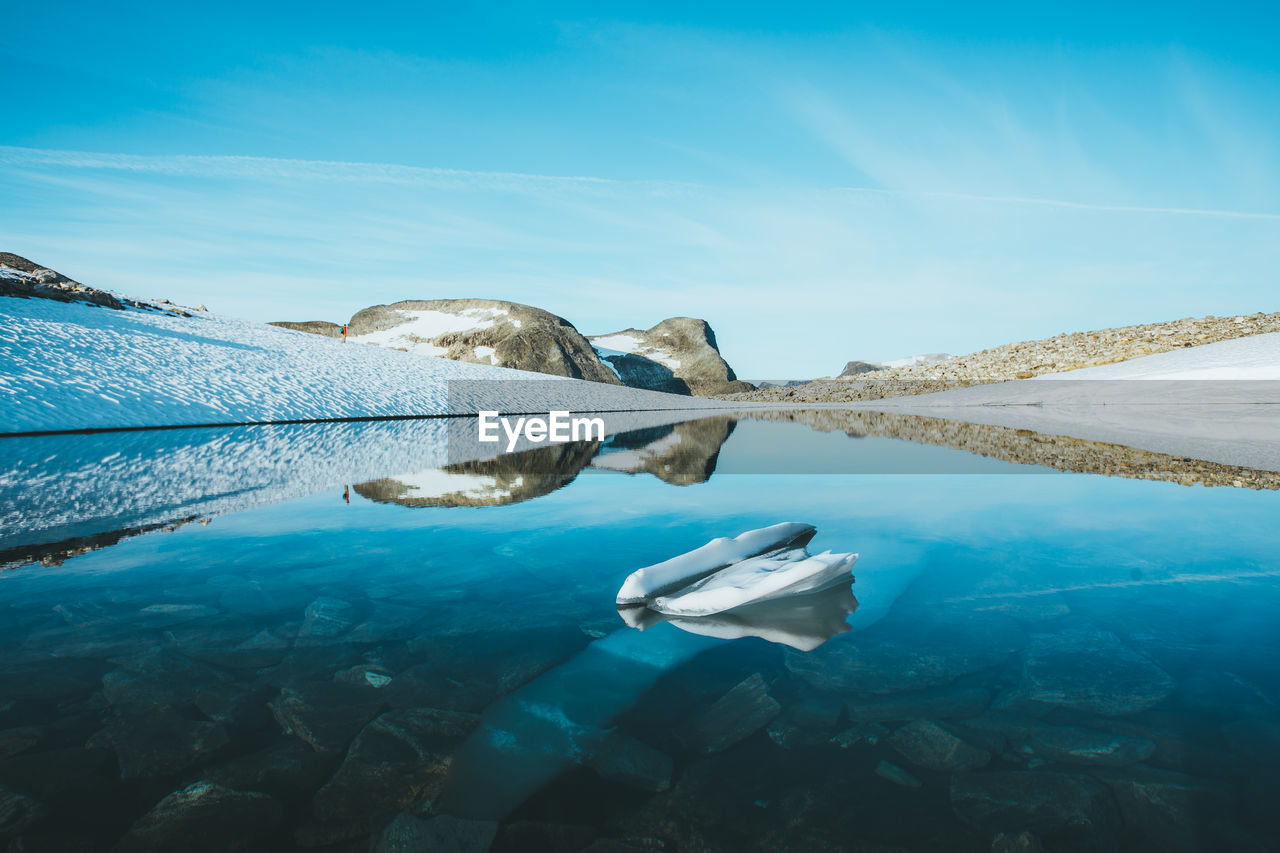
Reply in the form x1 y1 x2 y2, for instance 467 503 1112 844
345 299 621 384
0 253 189 316
269 320 342 338
590 317 753 397
731 312 1280 403
272 302 751 397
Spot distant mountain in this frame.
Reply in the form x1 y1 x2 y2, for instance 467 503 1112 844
589 317 754 396
839 353 951 377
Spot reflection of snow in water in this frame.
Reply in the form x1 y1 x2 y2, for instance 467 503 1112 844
590 429 685 472
393 469 520 500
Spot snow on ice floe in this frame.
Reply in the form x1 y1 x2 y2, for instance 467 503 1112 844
650 548 858 617
614 522 817 605
0 296 725 433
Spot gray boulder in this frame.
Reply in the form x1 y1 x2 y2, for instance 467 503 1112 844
590 317 753 396
111 781 280 853
888 719 991 771
347 298 621 384
268 320 342 337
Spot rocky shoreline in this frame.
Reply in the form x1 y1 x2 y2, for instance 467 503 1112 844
742 409 1280 490
726 313 1280 404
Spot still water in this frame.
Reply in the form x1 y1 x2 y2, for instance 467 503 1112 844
1 414 1278 852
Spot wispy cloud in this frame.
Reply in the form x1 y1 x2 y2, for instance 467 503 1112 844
830 187 1280 221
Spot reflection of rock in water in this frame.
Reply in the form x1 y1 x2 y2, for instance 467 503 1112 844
353 442 599 508
746 409 1280 489
591 417 736 486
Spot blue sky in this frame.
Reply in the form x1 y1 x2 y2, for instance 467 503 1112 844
3 2 1278 376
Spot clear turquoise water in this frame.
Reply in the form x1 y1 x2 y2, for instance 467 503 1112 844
2 416 1278 852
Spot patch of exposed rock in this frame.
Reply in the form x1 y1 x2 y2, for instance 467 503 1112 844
346 298 621 384
0 253 190 316
269 320 342 338
729 312 1280 403
590 317 754 396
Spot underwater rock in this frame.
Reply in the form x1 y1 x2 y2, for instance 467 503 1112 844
86 709 229 780
1023 724 1155 767
874 760 922 788
311 708 478 820
585 732 672 792
829 722 889 749
493 820 597 853
1091 766 1230 853
0 726 41 759
298 597 357 642
100 648 230 713
1019 627 1174 716
785 616 1024 694
616 523 817 604
0 783 46 836
990 831 1046 852
950 771 1121 840
373 812 498 853
888 719 991 772
204 737 335 799
268 682 387 753
111 781 280 853
685 673 782 754
846 686 991 723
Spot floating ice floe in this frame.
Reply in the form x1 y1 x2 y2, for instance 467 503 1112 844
619 582 858 651
616 522 856 618
614 522 818 605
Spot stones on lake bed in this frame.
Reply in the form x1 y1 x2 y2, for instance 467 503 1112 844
585 733 673 792
683 673 781 754
846 686 992 723
268 682 387 753
949 771 1121 840
887 719 991 772
373 812 498 853
0 726 42 759
86 709 229 780
874 760 922 788
111 781 281 853
1018 627 1174 716
310 707 479 821
0 782 47 836
784 616 1024 694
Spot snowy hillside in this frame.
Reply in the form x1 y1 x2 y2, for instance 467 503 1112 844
1037 332 1280 380
351 305 517 361
0 296 725 434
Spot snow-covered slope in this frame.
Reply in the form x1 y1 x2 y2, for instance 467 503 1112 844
863 332 1280 472
0 297 725 434
1036 332 1280 380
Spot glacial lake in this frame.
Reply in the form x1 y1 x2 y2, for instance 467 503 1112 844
2 413 1279 852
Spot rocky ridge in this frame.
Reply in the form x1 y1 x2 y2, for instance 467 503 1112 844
0 253 191 316
728 312 1280 403
589 317 754 396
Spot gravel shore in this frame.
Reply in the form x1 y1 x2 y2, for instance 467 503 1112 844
727 312 1280 403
